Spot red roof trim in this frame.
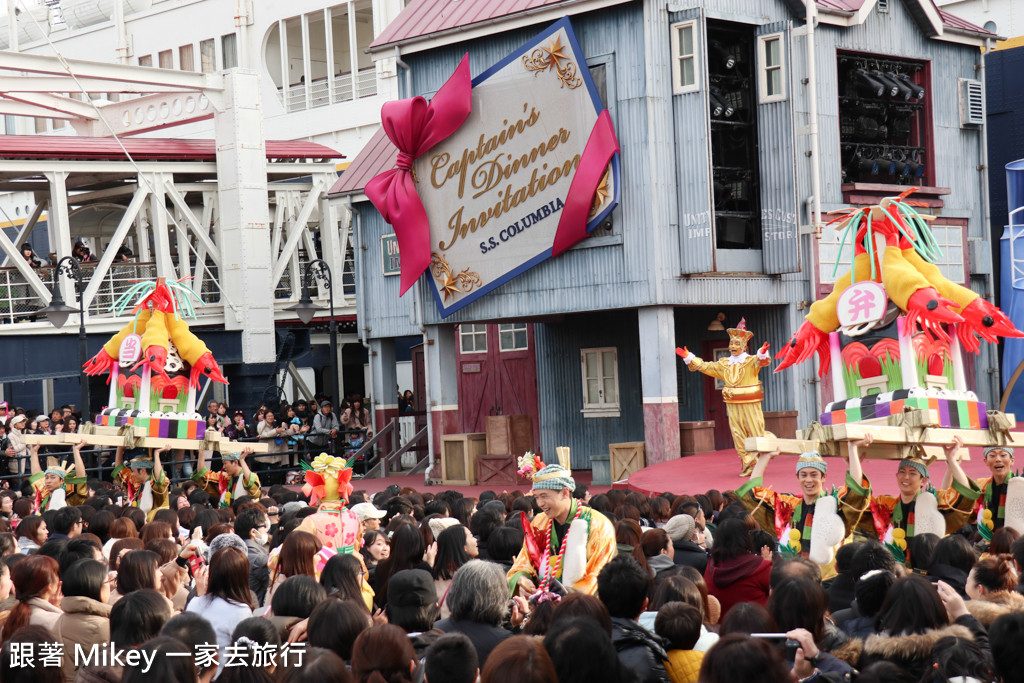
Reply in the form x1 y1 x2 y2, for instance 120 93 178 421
371 0 996 49
328 127 396 196
0 135 343 161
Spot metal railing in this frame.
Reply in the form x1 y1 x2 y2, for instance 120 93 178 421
280 66 378 113
0 261 227 325
0 429 381 490
362 416 429 479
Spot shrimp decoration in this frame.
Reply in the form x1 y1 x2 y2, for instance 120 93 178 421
83 277 229 392
775 189 1023 377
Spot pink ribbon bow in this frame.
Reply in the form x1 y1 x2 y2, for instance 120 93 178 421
551 109 619 257
365 54 473 295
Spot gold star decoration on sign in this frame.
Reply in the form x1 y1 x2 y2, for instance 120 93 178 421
430 253 482 303
521 32 583 89
545 36 569 70
589 167 611 219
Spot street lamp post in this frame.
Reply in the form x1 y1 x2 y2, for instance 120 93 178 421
286 259 338 404
37 257 90 416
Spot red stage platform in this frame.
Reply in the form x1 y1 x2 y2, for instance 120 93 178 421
625 446 1000 498
327 446 1001 501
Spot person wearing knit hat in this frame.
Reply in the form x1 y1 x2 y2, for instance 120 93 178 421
858 435 980 550
192 445 261 509
27 440 88 512
507 461 616 597
973 446 1018 533
736 437 875 573
112 442 172 521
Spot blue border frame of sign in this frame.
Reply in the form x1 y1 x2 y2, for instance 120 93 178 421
426 15 622 318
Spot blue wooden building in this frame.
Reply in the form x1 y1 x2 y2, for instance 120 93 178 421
331 0 999 477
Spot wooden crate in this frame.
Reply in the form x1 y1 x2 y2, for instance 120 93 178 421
679 421 715 456
764 411 799 439
476 454 526 486
609 442 646 483
485 415 534 456
441 433 486 485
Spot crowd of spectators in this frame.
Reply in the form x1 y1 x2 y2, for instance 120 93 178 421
0 430 1022 682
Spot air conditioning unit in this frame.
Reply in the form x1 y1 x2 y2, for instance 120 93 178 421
959 78 985 127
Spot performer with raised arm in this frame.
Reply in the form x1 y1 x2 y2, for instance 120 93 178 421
677 319 771 476
736 437 873 572
860 437 979 556
507 460 616 598
961 446 1020 537
112 443 171 521
192 446 260 508
28 441 88 512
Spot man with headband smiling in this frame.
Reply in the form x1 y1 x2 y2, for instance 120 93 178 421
112 443 171 521
507 461 615 597
28 440 87 512
737 437 873 572
972 445 1019 535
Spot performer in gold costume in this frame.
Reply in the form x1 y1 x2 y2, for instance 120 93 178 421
677 319 771 476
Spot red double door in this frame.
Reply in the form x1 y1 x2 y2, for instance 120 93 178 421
702 339 734 450
455 323 540 445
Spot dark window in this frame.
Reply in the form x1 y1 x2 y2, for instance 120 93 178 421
587 61 615 238
838 53 929 185
708 21 761 250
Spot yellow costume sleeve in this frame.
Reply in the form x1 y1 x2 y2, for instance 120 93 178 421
508 513 546 594
66 482 89 507
806 252 880 333
736 477 779 536
243 473 262 500
901 248 978 311
840 474 872 538
687 356 725 380
938 479 981 535
190 468 222 499
146 470 170 521
571 510 617 595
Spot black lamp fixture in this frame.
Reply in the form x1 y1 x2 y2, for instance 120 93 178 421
854 69 886 97
36 256 89 414
286 259 339 404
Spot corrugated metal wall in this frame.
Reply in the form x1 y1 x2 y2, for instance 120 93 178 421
757 21 801 274
534 309 644 469
670 7 715 274
354 206 419 339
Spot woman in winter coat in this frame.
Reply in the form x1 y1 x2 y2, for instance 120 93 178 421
702 519 771 619
0 555 61 640
964 554 1024 627
858 574 988 680
54 559 111 682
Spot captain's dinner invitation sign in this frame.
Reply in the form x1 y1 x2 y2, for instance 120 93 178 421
366 17 621 317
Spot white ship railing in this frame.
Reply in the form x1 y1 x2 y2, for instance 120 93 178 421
280 66 377 113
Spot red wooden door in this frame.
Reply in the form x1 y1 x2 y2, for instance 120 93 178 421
411 346 426 412
701 340 733 450
456 324 539 445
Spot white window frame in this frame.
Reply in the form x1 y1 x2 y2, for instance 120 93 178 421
459 324 488 355
757 33 786 103
926 223 968 285
670 21 699 95
580 347 620 418
817 221 966 286
498 323 528 352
